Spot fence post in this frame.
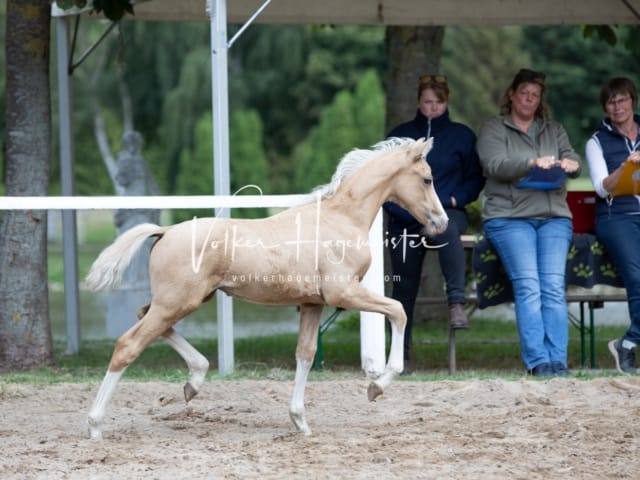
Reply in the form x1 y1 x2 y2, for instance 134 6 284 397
360 209 386 376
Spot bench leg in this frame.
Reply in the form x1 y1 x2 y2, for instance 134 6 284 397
589 303 596 369
579 301 586 368
312 330 325 370
448 327 456 375
312 308 344 370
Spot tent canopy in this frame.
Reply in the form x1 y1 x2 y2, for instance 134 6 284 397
132 0 640 25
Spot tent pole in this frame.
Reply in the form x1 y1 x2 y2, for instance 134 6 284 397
210 0 234 375
56 16 81 354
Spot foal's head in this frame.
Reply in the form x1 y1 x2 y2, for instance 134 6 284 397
388 137 448 235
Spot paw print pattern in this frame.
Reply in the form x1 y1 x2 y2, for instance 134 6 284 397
474 272 487 284
572 263 593 279
591 241 604 256
600 262 619 279
483 282 505 300
567 244 578 261
480 249 498 262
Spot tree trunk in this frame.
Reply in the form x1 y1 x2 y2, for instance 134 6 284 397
384 26 445 132
0 0 54 369
384 26 447 324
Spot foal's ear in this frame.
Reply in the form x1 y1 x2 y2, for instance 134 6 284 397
413 137 434 162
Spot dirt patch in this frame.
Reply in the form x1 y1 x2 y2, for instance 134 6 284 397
1 377 639 479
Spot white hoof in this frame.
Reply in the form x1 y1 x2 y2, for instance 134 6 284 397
88 418 103 440
289 411 312 435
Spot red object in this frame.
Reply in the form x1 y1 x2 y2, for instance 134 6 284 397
567 191 597 233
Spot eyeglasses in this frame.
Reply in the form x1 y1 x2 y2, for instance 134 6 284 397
606 96 632 108
516 89 541 101
419 74 447 86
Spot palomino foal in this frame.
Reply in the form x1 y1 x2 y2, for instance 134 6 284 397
85 137 448 439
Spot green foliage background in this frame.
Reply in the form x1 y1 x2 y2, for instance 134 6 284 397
1 16 639 219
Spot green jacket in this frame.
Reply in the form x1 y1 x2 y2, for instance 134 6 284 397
476 115 581 221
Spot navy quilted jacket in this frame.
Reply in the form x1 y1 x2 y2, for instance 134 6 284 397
383 109 484 234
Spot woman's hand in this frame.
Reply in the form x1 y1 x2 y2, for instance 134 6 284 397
627 151 640 164
530 155 579 173
531 155 557 169
557 158 580 173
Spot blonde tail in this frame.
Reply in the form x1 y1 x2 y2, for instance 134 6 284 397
85 223 168 292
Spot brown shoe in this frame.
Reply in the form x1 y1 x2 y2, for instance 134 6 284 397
448 303 469 330
401 355 414 375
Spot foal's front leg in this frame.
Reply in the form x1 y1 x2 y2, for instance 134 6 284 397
326 283 406 401
289 303 323 435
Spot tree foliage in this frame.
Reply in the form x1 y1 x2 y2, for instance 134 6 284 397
229 108 271 219
524 25 640 158
173 114 214 224
582 25 640 55
55 0 133 22
293 69 385 194
442 26 531 132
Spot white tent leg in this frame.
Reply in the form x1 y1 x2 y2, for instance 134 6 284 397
56 16 81 355
210 0 234 375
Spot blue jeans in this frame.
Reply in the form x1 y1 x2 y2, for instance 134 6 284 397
483 217 572 370
595 213 640 345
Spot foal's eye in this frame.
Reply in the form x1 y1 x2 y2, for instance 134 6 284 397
423 178 432 186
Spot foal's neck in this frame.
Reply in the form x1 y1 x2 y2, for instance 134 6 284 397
333 165 392 228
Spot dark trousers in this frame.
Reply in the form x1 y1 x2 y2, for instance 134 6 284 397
596 213 640 345
387 208 468 360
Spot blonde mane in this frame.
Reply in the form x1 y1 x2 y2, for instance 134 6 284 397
313 137 418 198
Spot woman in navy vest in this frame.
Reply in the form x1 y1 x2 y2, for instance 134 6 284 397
384 75 485 374
586 77 640 374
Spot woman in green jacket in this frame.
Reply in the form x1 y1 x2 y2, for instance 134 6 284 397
476 69 581 377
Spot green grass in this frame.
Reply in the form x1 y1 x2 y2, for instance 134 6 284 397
1 316 627 385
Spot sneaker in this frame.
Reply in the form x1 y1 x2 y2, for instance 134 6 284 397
528 362 553 377
448 303 469 330
608 338 637 374
550 361 570 376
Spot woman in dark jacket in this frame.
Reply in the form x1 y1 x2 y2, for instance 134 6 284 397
384 74 485 373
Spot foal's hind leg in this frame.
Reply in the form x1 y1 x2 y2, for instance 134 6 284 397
289 303 323 435
162 328 209 402
88 303 193 440
140 304 210 402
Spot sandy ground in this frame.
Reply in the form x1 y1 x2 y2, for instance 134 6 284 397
1 376 639 479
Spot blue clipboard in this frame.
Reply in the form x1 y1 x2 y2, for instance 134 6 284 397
516 165 567 190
